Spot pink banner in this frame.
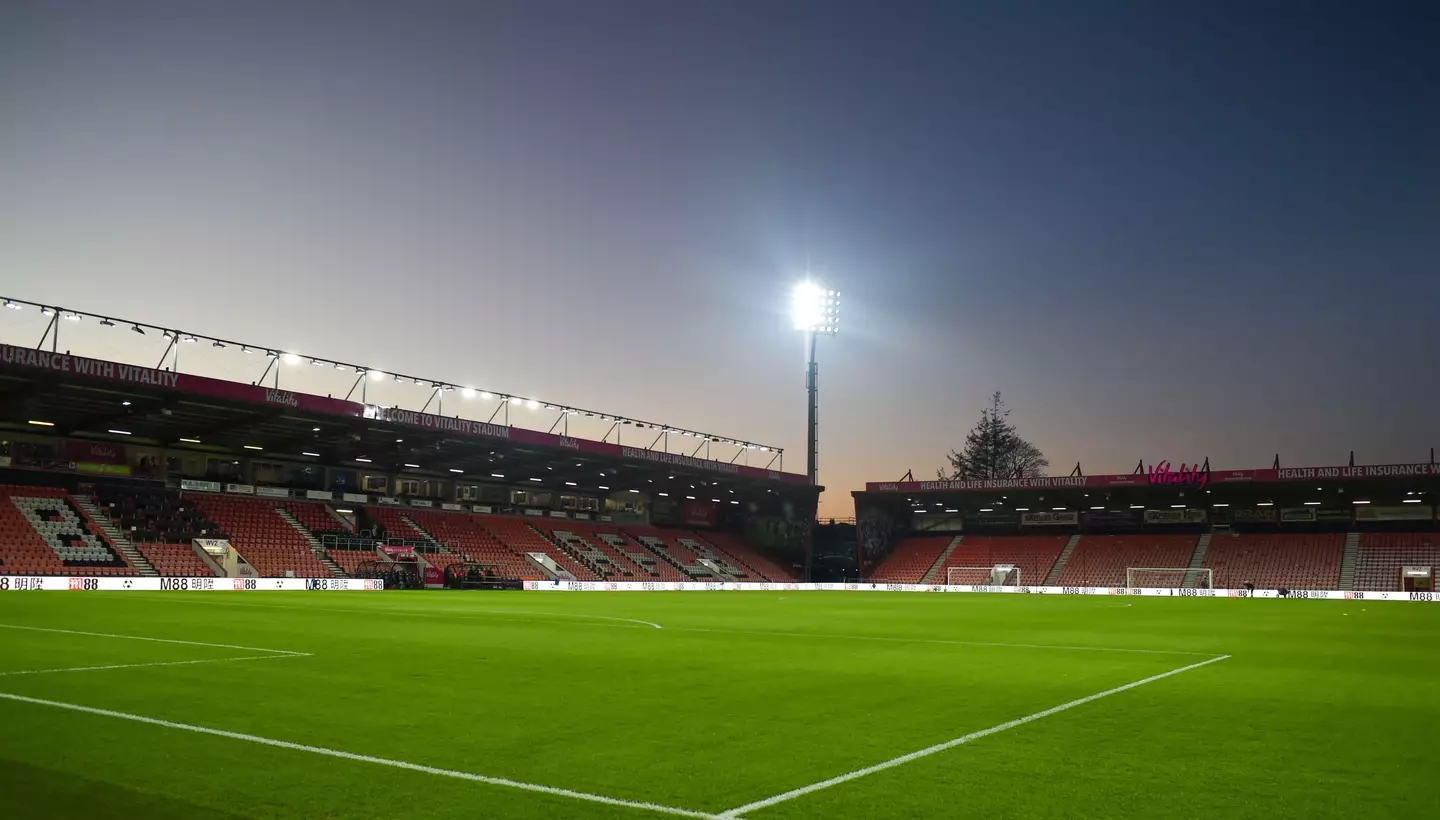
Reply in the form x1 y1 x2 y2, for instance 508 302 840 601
63 440 127 465
866 462 1440 494
681 499 718 527
379 545 417 560
0 344 809 485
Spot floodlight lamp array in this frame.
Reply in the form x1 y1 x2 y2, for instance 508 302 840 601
792 282 839 335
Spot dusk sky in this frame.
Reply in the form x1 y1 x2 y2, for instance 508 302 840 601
2 1 1437 518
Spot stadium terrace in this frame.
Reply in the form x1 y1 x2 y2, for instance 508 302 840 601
852 456 1440 593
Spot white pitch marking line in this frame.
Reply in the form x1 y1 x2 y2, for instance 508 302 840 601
472 608 663 629
0 654 308 678
0 692 722 820
718 653 1233 818
0 623 309 656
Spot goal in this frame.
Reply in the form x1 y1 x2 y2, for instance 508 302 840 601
1125 567 1214 589
946 565 1020 586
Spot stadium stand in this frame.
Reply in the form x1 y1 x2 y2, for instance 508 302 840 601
92 484 224 544
868 535 952 583
0 485 136 576
588 525 687 581
1203 533 1344 590
190 494 332 578
138 542 216 576
327 547 379 577
621 525 706 578
934 535 1069 586
477 516 598 580
537 521 651 580
1354 532 1440 592
619 524 702 576
1055 534 1199 587
281 499 352 535
368 507 549 581
690 530 797 581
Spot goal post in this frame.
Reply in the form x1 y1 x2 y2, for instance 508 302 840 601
1125 567 1213 589
946 565 1020 586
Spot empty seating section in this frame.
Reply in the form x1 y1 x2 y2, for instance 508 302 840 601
140 543 215 576
622 525 706 577
478 516 597 580
327 548 378 576
1355 533 1440 591
674 535 749 579
411 510 544 581
595 530 687 581
92 484 221 544
538 522 649 580
0 486 135 575
692 530 797 581
367 507 428 541
369 507 547 580
869 536 951 583
191 494 331 578
937 535 1069 586
282 500 351 535
1056 535 1197 587
1203 533 1344 590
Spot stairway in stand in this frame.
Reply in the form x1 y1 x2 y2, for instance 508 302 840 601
1338 532 1360 590
400 516 444 549
277 508 345 578
1042 534 1083 586
76 496 158 576
1181 534 1212 589
920 535 964 584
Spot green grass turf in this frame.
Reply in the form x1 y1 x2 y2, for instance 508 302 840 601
0 590 1437 819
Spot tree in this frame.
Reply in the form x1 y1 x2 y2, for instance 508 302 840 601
938 392 1049 480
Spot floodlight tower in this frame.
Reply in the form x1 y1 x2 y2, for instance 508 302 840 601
792 281 839 485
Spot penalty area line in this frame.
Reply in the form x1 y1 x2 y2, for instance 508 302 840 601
0 623 310 656
0 654 308 678
718 653 1233 818
0 692 723 820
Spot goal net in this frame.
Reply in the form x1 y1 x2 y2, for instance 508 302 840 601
1125 567 1214 589
946 565 1020 586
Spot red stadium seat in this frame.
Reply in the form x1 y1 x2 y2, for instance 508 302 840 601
189 495 335 578
0 485 139 577
1203 533 1343 590
1056 535 1198 587
1355 533 1440 592
934 535 1069 587
869 536 953 583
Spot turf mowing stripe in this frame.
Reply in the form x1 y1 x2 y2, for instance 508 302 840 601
679 627 1217 656
718 653 1233 818
0 654 308 678
0 692 724 819
0 623 310 656
132 599 1212 655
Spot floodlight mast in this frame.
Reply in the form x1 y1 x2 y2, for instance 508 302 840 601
791 281 838 486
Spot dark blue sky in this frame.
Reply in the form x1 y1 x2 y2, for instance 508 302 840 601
1 1 1437 516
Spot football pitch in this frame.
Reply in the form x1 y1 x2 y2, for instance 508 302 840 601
1 591 1436 819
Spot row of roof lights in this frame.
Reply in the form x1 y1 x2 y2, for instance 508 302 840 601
3 298 780 454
